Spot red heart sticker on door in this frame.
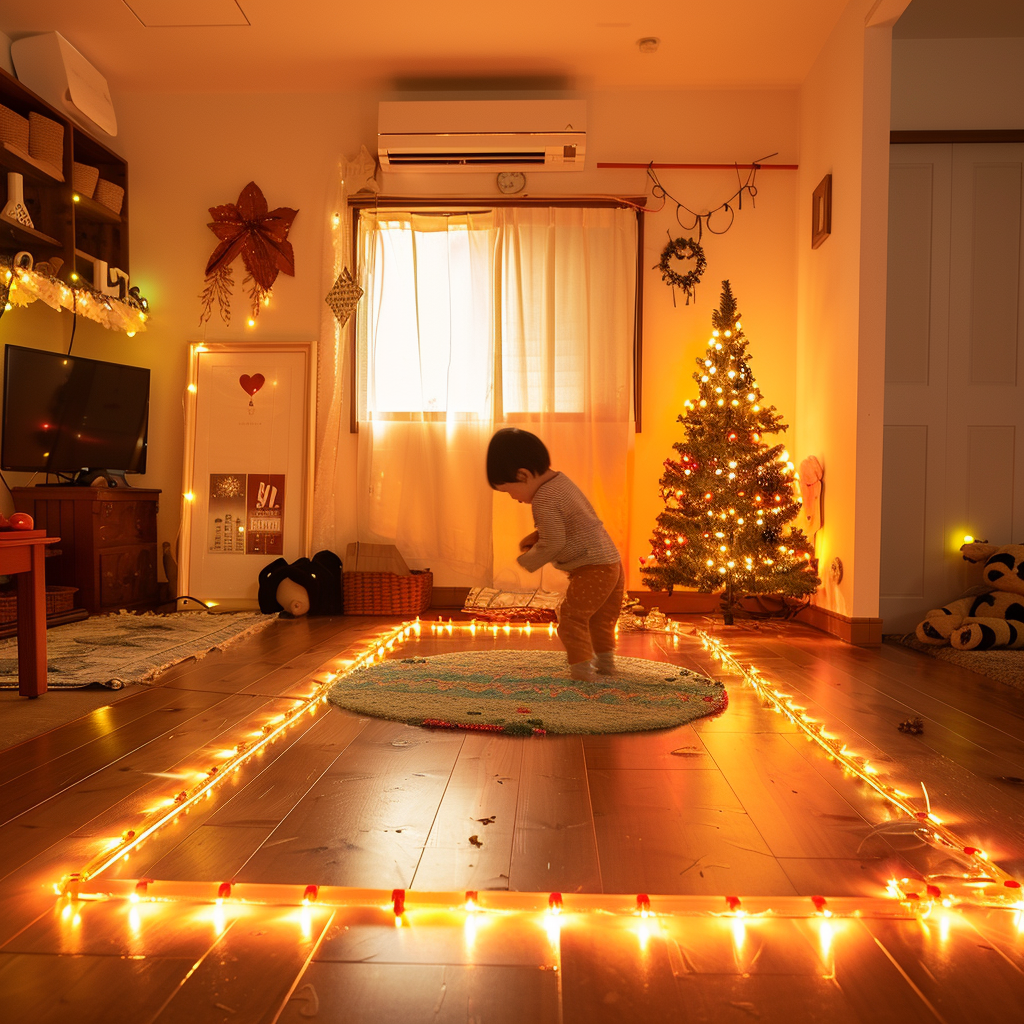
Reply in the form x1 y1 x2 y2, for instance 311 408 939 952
239 373 265 397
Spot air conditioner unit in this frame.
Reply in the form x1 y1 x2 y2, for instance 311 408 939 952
378 100 586 172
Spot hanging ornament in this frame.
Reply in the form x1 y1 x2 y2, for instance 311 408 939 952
199 181 297 327
325 266 363 326
655 235 706 306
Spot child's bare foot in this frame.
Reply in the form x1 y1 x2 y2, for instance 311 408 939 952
594 652 617 675
569 661 597 683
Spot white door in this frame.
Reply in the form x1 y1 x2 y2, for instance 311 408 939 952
880 144 1024 633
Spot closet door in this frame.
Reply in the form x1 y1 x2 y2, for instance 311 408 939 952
880 144 1024 633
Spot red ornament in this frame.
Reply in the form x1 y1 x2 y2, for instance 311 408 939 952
728 433 737 441
200 181 298 326
8 512 33 531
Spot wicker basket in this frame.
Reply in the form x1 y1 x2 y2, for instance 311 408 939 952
93 178 124 215
27 111 63 173
73 161 99 197
0 103 30 153
0 585 77 625
343 570 432 615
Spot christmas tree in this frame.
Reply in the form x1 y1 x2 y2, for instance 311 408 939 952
640 281 819 623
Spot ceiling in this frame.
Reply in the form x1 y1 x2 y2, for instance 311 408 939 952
0 0 858 94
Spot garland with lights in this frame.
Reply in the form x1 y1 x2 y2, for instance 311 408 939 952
640 281 819 623
1 261 149 336
655 235 706 305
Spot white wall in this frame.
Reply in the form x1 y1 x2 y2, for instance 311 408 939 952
1 85 802 594
795 0 899 620
891 38 1024 130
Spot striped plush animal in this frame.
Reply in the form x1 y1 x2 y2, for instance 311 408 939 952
915 542 1024 650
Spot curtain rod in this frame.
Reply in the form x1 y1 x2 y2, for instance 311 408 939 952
597 162 798 170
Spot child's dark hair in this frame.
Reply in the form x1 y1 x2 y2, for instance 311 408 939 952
486 428 550 487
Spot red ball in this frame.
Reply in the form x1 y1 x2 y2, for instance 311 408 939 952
8 512 34 531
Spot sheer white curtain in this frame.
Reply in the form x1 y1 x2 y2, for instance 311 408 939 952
355 205 636 590
492 206 636 592
355 211 498 586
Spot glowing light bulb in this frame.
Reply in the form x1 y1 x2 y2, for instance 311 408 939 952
963 534 974 545
187 383 197 393
247 318 256 328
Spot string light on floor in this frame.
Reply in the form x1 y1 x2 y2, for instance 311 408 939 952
55 620 1023 926
695 629 1023 909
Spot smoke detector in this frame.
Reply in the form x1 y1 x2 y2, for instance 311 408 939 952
637 37 660 53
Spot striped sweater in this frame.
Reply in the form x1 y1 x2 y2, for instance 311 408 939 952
517 472 620 573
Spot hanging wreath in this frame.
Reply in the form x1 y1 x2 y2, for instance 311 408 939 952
655 236 706 305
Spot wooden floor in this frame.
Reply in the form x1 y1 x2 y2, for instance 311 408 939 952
1 613 1023 1022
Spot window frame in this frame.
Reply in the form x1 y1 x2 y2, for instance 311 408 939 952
349 196 646 433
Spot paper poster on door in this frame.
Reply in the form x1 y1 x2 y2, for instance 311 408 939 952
246 474 285 555
208 474 247 553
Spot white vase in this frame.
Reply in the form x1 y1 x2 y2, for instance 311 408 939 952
1 172 33 228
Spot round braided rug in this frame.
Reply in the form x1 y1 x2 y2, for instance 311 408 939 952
327 649 727 735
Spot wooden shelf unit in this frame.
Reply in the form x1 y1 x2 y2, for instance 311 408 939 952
12 487 159 615
0 67 127 282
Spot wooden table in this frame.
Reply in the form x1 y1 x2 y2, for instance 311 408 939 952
0 530 59 698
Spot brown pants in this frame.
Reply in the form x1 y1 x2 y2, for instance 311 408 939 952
558 562 625 665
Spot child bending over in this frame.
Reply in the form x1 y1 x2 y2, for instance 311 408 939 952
486 428 624 682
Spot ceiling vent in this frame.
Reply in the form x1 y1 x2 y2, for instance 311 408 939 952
378 99 586 172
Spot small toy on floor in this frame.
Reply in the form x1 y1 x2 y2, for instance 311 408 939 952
257 550 343 616
898 717 925 735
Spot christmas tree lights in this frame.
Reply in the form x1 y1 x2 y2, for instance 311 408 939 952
641 281 819 623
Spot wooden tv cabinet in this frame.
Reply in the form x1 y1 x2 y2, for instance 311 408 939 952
12 486 160 615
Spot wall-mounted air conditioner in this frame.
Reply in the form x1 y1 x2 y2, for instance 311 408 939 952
378 99 586 172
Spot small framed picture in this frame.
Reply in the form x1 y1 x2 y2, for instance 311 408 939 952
811 174 832 249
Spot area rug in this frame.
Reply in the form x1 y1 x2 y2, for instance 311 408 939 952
328 649 728 735
886 634 1024 694
0 611 275 690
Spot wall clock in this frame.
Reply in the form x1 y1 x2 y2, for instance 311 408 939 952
497 171 526 194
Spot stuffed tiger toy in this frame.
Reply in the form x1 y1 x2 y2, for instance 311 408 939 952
915 542 1024 650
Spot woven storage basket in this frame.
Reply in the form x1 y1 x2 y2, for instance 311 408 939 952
93 178 124 215
0 103 30 152
343 570 432 615
73 161 99 197
0 585 77 625
27 112 63 172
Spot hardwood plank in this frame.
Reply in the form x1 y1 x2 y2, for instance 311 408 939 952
2 897 232 959
275 961 560 1024
559 916 685 1023
0 684 189 787
860 914 1024 1021
206 710 368 828
412 732 524 891
145 824 276 882
582 723 715 771
236 719 465 887
0 950 193 1024
509 736 603 893
586 767 797 896
699 731 889 859
775 857 919 898
0 693 303 881
151 905 333 1024
314 904 557 966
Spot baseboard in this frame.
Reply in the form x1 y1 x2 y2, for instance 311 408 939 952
627 590 882 646
430 586 882 646
794 603 883 646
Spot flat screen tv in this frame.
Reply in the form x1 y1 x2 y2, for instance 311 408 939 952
1 345 150 481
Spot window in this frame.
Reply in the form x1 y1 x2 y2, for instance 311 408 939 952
354 203 642 428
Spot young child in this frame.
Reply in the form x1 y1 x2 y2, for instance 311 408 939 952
486 427 624 682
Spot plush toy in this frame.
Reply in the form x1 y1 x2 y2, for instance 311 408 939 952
915 542 1024 650
258 550 343 617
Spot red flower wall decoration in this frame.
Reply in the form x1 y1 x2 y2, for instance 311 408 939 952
199 181 298 326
